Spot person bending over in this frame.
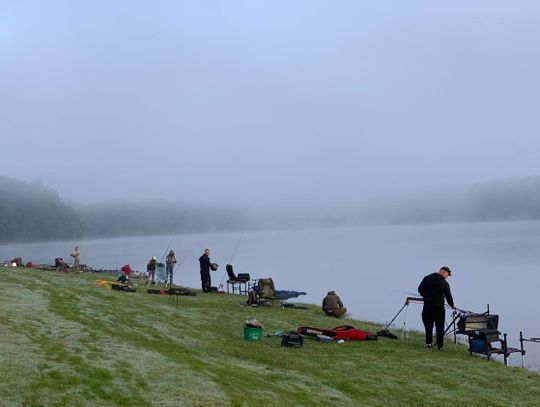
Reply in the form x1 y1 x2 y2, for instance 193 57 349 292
322 291 347 318
418 266 456 350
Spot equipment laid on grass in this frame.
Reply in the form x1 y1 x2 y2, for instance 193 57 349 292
281 332 304 348
146 287 196 296
147 286 197 308
253 278 307 307
296 325 378 341
244 317 263 342
95 279 136 293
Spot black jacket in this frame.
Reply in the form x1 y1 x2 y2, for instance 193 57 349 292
199 254 211 273
147 259 157 272
418 273 454 308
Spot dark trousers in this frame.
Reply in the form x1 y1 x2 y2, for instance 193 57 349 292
201 270 211 292
166 266 173 285
324 307 347 318
422 304 446 348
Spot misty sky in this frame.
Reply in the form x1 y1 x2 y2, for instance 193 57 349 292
1 1 539 207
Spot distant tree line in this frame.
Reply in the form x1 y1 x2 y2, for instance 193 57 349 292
0 176 82 243
0 176 251 243
356 177 540 225
2 175 540 243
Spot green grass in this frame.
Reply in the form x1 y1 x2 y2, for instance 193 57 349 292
1 267 539 406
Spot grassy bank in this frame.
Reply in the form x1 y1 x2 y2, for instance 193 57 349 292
1 267 539 406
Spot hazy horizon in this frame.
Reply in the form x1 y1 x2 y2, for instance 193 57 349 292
2 1 539 208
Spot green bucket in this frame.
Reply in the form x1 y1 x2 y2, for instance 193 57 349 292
244 326 263 341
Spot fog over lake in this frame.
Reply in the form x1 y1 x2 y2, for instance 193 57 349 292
1 1 539 208
2 220 539 372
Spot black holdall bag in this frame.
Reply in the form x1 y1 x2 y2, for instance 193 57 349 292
281 332 304 348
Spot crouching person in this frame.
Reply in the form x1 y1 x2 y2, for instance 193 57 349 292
322 290 347 318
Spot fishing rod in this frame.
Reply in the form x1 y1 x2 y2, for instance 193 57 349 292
399 290 474 314
218 235 243 289
169 258 185 287
160 238 175 263
229 235 243 264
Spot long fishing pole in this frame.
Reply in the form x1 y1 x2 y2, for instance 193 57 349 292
160 238 175 263
400 290 473 313
218 235 243 289
229 235 243 264
170 258 185 287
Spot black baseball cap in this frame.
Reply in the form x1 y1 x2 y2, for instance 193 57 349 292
440 266 452 276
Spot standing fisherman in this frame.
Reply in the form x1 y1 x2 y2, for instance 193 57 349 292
165 250 177 286
418 266 456 350
70 246 81 272
147 256 158 285
199 249 213 293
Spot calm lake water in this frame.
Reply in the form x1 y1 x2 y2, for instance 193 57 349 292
2 221 539 372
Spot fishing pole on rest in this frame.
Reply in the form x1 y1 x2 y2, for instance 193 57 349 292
169 257 185 287
399 289 473 314
218 235 243 289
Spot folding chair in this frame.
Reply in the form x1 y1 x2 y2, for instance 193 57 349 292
226 264 250 295
155 262 167 286
256 278 283 307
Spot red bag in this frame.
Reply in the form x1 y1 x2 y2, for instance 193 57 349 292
332 326 367 341
121 264 132 275
296 325 377 341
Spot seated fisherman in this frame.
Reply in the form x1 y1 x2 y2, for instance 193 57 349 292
322 291 347 318
117 272 129 284
54 257 69 271
55 257 67 267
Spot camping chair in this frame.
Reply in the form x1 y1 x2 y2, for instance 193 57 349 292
155 262 167 286
256 278 283 307
226 264 250 295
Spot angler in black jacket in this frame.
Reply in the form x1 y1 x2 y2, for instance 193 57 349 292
199 249 212 293
418 266 456 350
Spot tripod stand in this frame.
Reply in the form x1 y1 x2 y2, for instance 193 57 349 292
383 297 424 338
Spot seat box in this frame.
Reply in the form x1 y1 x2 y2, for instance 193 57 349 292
471 328 500 342
457 315 499 334
470 338 487 353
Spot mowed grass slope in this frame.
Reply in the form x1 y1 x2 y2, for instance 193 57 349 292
0 267 539 407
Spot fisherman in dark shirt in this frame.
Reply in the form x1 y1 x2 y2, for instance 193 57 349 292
147 256 157 285
418 266 456 350
199 248 212 293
